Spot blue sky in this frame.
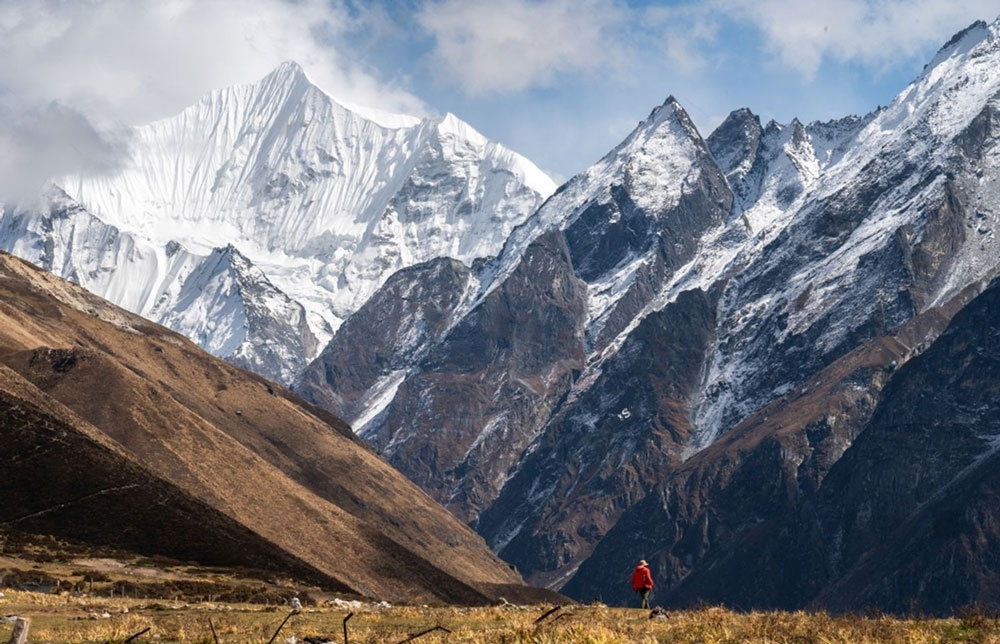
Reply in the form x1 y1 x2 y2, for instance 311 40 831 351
333 0 1000 180
1 0 999 185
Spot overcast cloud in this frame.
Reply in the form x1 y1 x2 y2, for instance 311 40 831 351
716 0 1000 78
0 0 426 197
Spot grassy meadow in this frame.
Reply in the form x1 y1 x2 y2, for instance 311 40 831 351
4 589 1000 643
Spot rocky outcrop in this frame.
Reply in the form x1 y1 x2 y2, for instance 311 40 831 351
295 257 473 423
366 232 589 521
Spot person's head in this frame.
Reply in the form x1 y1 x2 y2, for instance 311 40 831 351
639 559 648 567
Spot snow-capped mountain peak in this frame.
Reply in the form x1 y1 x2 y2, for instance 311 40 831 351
925 19 990 73
474 94 713 306
1 62 555 383
437 111 486 143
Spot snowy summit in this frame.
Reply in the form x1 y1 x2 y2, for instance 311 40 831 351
0 61 555 383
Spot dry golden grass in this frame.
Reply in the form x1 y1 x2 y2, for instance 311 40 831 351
4 590 1000 644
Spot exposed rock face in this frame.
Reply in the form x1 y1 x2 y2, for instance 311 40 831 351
368 231 590 522
808 275 1000 613
565 276 1000 614
478 288 719 587
295 257 473 425
298 19 1000 612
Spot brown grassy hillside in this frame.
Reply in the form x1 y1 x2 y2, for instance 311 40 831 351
0 251 550 605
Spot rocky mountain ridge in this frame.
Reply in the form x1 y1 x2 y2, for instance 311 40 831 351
297 17 1000 612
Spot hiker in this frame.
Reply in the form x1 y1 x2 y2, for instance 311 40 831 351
631 559 654 609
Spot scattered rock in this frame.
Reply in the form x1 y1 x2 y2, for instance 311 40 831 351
2 616 29 644
325 598 363 611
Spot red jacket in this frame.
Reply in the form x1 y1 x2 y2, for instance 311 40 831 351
631 564 654 591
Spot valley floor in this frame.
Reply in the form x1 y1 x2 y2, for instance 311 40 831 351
2 533 996 643
4 589 1000 643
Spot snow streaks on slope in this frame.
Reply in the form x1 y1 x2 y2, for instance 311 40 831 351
0 61 554 383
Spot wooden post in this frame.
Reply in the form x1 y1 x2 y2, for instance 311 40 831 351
5 617 29 644
123 626 151 643
533 606 561 624
208 618 221 644
394 625 452 643
266 612 295 644
343 612 354 644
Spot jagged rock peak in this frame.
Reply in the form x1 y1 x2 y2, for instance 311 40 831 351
707 108 763 177
919 18 995 81
640 95 702 140
935 19 990 57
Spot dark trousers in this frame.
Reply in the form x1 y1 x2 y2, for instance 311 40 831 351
639 589 650 609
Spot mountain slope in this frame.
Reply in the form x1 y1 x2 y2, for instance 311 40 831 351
298 17 1000 611
0 250 555 605
809 274 1000 613
0 62 554 384
0 364 340 590
564 273 1000 614
300 97 732 521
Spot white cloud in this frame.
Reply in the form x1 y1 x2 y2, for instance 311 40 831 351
0 0 427 124
0 0 430 198
714 0 1000 78
415 0 1000 98
641 4 721 75
0 102 132 200
418 0 628 95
